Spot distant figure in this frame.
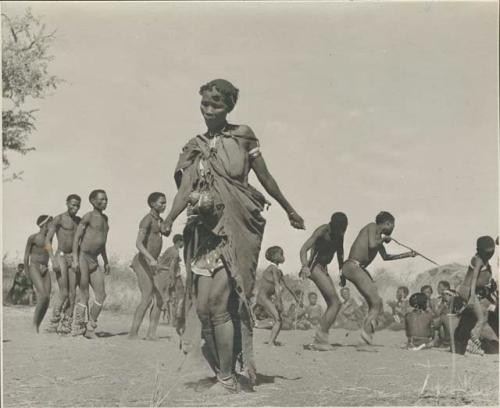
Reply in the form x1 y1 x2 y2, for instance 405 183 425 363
387 286 410 329
6 264 35 306
24 215 53 332
45 194 82 335
72 190 110 338
431 280 452 345
337 287 363 330
420 285 434 312
405 293 435 350
452 236 497 355
299 212 348 350
128 192 167 340
157 234 184 326
341 211 417 345
296 292 323 330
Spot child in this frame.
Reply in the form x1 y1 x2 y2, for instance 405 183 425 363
341 211 417 345
157 234 184 326
24 215 53 332
45 194 82 334
299 292 324 328
299 212 348 350
337 287 363 330
128 192 167 340
431 280 452 345
452 236 496 355
405 292 435 350
72 190 110 338
387 286 410 326
420 285 434 312
256 246 288 346
6 263 35 305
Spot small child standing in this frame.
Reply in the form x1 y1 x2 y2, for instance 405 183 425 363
256 246 288 346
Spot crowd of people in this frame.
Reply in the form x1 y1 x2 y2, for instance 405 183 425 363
15 78 498 394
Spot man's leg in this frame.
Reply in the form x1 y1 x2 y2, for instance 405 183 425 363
343 263 382 344
47 255 68 333
73 255 90 336
87 267 106 338
59 261 77 334
309 264 341 341
29 264 51 333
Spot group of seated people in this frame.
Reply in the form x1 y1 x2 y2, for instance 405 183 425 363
386 279 498 355
252 273 498 356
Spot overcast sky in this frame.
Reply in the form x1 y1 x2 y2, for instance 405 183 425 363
3 1 498 278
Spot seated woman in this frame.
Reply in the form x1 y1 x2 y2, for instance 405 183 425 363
405 293 436 350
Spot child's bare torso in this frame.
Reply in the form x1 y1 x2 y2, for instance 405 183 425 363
30 233 49 265
458 256 492 300
348 223 379 267
56 213 81 253
259 265 281 296
141 214 163 260
80 211 109 255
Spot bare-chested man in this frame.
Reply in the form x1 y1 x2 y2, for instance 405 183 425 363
299 212 348 350
45 194 82 335
341 211 416 345
128 192 167 340
72 189 110 338
24 215 53 332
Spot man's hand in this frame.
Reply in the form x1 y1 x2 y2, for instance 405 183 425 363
288 212 305 230
52 257 61 273
299 265 311 279
104 263 111 275
382 235 392 244
72 257 79 272
410 250 417 258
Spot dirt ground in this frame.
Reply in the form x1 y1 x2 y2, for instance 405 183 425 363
2 305 498 407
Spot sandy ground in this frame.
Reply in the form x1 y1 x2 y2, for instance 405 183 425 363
2 305 498 407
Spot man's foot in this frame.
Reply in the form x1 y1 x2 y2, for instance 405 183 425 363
360 328 374 345
145 335 159 341
58 316 73 335
466 338 484 356
45 321 59 333
313 329 329 344
304 342 335 351
83 320 97 339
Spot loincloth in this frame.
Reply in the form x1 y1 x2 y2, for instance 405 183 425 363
79 251 99 273
341 259 374 282
30 262 49 277
310 262 328 276
56 250 74 268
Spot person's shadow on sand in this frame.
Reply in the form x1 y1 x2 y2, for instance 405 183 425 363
95 331 130 338
184 373 302 393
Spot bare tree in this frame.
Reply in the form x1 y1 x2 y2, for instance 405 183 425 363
2 9 61 181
